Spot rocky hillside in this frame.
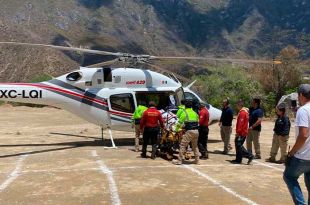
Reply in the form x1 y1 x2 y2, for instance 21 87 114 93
0 0 309 82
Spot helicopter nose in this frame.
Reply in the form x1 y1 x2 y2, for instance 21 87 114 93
209 105 222 122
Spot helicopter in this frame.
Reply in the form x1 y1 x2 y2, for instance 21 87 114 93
0 42 277 142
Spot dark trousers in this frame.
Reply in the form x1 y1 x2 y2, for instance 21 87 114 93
198 126 209 155
142 127 159 155
235 136 253 162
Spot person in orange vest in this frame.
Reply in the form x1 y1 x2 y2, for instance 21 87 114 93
140 101 165 159
198 102 210 159
230 99 254 165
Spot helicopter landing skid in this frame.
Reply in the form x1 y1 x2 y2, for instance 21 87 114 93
102 127 118 149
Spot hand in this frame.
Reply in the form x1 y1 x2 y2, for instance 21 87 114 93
285 155 293 167
288 151 295 157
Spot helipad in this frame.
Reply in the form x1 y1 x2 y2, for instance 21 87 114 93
0 106 307 205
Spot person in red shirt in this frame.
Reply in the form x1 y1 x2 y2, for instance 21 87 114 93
198 102 210 159
140 101 165 159
231 99 254 165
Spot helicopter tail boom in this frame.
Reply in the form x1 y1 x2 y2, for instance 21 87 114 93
0 83 55 106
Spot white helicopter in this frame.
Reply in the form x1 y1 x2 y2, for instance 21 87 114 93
0 42 276 143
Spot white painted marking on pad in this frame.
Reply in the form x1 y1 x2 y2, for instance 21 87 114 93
0 155 28 191
91 150 98 157
253 160 284 172
183 165 259 205
114 164 242 170
91 150 121 205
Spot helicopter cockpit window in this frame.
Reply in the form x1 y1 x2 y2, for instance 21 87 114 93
184 92 199 102
185 92 210 109
110 93 135 113
66 72 82 81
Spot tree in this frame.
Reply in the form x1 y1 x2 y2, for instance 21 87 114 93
253 45 302 104
194 65 263 109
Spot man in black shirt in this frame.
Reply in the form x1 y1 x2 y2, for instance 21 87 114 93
247 98 264 159
266 105 290 163
219 98 233 154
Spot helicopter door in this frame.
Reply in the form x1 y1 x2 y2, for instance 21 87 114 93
103 67 112 82
109 93 135 127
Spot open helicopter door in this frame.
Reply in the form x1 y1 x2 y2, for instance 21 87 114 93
103 92 134 148
108 92 135 130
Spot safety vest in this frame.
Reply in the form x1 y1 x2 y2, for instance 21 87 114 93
176 105 185 118
176 108 199 131
132 105 147 124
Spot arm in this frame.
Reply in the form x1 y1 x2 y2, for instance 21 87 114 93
140 112 146 130
236 112 246 135
250 118 262 129
199 111 206 125
236 114 242 135
158 111 165 129
131 110 137 126
228 109 234 123
175 113 186 132
250 110 263 129
281 117 291 136
219 110 223 126
289 127 309 156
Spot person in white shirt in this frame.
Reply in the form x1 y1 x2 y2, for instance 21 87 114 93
283 84 310 205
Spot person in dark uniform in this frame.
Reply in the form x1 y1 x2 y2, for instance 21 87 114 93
198 102 209 159
266 104 290 163
219 98 234 154
247 98 264 159
140 101 165 159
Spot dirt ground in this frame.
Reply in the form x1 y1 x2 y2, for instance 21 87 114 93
0 106 308 205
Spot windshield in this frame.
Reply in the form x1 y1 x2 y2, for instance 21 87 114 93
184 91 210 109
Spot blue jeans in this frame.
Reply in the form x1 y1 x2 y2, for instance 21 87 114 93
283 156 310 205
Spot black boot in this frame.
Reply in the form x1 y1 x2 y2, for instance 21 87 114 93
140 152 147 158
151 144 157 159
141 146 147 158
199 152 208 160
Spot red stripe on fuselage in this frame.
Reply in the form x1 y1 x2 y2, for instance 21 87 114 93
0 83 132 118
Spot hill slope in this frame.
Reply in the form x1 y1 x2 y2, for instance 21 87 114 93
0 0 309 82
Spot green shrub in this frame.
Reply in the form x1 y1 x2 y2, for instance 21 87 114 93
194 65 263 111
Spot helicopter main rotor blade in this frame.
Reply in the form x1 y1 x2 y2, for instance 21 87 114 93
0 42 123 57
150 56 277 64
86 59 119 68
0 41 283 64
144 63 191 84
